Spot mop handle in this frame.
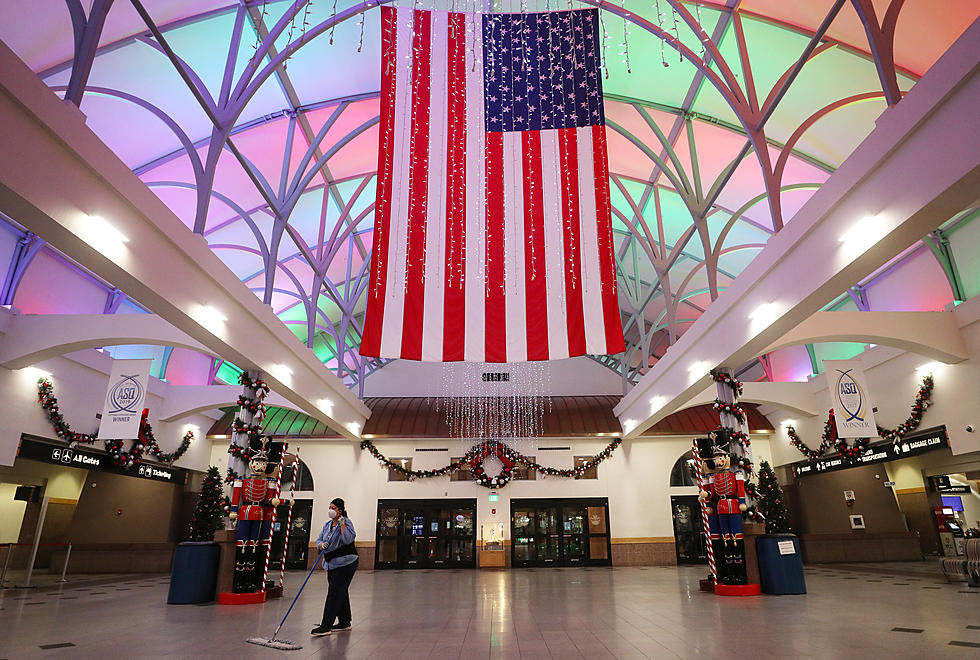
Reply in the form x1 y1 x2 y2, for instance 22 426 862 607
273 546 326 634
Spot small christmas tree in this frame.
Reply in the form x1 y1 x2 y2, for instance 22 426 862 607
756 460 791 534
186 466 225 542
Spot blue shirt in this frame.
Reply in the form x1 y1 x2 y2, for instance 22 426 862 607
315 517 357 570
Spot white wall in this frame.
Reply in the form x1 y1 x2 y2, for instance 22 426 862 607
0 482 27 543
209 435 774 544
763 302 980 468
363 356 624 397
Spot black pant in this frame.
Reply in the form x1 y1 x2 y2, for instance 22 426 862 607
321 558 358 627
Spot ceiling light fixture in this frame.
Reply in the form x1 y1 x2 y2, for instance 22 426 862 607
20 366 52 383
749 301 782 333
839 215 887 260
347 422 362 437
268 363 293 385
649 396 665 414
191 304 227 333
79 214 129 257
916 361 942 377
688 361 710 383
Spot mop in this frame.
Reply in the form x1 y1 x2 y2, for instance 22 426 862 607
246 547 326 650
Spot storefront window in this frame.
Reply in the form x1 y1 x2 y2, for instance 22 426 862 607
387 458 412 481
513 456 536 480
450 458 472 481
573 456 598 479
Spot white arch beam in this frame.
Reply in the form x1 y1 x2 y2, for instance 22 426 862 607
0 41 369 440
668 382 820 419
157 385 299 423
0 313 213 369
616 19 980 438
762 311 968 364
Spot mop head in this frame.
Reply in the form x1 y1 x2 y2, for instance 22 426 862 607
246 637 302 651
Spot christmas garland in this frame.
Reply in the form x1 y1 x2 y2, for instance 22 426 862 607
225 372 270 483
360 437 623 488
36 378 192 467
710 369 743 397
712 399 746 424
788 374 934 462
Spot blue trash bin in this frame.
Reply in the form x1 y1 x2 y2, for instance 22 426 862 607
756 534 806 595
167 542 220 604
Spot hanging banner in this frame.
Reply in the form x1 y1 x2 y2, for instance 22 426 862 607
97 359 152 439
823 359 879 438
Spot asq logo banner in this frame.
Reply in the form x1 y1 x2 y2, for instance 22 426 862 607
97 359 152 440
823 359 879 438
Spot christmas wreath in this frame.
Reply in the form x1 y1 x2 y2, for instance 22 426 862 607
468 443 516 489
37 378 192 467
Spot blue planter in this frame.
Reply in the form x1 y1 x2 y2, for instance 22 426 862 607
168 541 220 604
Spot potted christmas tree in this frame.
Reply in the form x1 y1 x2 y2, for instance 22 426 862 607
757 460 791 534
754 460 806 594
168 466 224 604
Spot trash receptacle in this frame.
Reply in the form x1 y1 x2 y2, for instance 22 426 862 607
168 541 220 604
756 534 806 595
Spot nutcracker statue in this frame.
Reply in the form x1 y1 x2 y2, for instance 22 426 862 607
697 434 748 587
229 439 281 593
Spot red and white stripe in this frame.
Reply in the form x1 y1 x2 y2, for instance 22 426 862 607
692 439 716 581
278 447 299 588
361 7 624 363
261 448 286 593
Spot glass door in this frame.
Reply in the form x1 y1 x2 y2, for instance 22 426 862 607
512 499 612 568
535 506 561 565
402 506 428 568
512 508 536 563
284 499 313 570
451 506 475 565
670 495 707 564
427 505 451 566
376 500 476 569
561 505 588 565
376 505 401 568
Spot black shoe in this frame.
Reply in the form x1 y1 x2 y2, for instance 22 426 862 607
311 624 332 637
333 623 352 632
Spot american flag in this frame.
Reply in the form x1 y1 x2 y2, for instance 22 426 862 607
360 7 624 362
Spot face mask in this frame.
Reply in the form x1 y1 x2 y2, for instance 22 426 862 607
328 509 339 519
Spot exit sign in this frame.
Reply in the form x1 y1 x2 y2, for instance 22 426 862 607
489 492 499 502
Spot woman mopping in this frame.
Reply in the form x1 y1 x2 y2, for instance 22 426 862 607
310 498 358 637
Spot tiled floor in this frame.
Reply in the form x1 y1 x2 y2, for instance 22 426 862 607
1 562 978 659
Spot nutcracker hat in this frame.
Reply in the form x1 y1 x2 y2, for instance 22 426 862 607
695 437 714 459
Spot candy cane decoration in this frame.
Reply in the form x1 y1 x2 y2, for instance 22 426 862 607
261 443 286 592
693 438 716 581
278 447 299 587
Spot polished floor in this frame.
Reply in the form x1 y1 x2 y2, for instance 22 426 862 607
1 562 978 659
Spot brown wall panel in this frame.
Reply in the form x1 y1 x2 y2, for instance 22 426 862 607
68 471 182 544
896 491 940 554
795 464 907 534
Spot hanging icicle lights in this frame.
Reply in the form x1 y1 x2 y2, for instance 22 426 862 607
438 361 552 455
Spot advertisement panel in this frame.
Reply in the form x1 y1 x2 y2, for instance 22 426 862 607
823 359 879 438
97 359 152 439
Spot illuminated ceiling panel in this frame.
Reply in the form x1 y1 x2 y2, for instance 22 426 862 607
0 0 976 394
